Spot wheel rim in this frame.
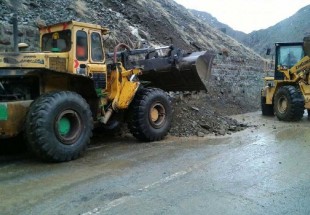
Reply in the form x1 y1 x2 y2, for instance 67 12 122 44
59 117 71 135
55 110 83 145
277 95 288 114
149 102 166 128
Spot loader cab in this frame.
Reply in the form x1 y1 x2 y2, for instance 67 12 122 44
39 21 109 75
274 42 304 80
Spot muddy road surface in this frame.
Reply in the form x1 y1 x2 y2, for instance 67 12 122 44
1 112 310 215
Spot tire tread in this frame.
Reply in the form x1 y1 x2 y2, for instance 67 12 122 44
26 91 93 162
128 88 172 141
274 85 304 121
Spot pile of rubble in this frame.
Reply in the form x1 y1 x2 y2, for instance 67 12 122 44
169 92 249 137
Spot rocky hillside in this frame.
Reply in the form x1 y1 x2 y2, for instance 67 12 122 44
0 0 266 137
0 0 261 59
191 5 310 56
190 9 248 45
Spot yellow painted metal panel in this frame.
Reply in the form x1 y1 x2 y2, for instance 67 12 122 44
0 101 33 138
266 87 275 105
116 82 140 109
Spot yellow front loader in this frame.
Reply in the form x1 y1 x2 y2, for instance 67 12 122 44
261 36 310 121
0 21 215 162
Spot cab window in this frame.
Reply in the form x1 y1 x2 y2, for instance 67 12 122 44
91 32 104 62
42 30 71 52
76 30 88 61
278 46 304 68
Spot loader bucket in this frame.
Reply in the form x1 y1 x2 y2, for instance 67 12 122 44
137 51 215 92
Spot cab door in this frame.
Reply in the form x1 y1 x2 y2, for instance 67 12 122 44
87 31 107 90
73 29 89 75
89 31 105 64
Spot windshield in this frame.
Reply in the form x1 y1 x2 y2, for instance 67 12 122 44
278 45 304 68
42 30 72 52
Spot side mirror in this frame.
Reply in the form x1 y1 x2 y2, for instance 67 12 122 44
266 48 271 55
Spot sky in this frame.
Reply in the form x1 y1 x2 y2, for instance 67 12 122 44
174 0 310 33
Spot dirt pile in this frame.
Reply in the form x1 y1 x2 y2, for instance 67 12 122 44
169 92 248 137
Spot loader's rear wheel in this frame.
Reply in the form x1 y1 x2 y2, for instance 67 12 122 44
261 95 274 116
128 88 172 141
26 91 93 162
274 86 304 121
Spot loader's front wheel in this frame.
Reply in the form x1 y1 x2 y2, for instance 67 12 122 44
26 91 93 162
128 88 172 141
274 86 304 121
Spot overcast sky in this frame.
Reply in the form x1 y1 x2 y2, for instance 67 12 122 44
174 0 309 33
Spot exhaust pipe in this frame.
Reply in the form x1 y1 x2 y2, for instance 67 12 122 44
12 14 19 53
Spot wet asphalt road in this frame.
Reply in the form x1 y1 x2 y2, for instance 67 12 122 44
1 112 310 215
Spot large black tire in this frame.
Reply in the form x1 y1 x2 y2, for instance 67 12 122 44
128 88 172 141
261 95 274 116
25 91 93 162
274 86 304 121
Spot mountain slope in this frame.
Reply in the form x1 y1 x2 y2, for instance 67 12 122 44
190 5 310 56
245 5 310 55
190 9 248 44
